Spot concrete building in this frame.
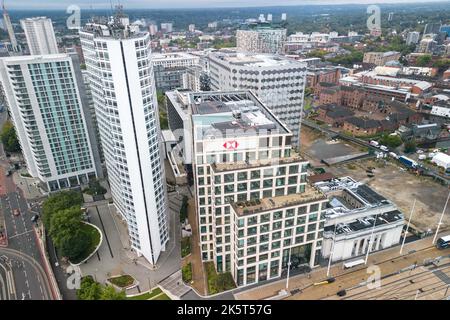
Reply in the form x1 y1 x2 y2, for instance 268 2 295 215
418 37 437 53
236 26 287 54
182 65 211 92
80 17 169 265
424 23 441 35
189 90 328 286
406 31 420 46
160 22 173 33
188 24 195 32
0 53 101 190
316 177 404 262
207 50 307 147
2 2 19 52
363 51 401 66
149 24 158 36
20 17 58 55
152 52 200 92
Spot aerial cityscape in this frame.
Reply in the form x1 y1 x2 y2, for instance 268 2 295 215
0 0 450 307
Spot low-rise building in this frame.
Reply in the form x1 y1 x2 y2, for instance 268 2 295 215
316 177 404 262
363 51 401 66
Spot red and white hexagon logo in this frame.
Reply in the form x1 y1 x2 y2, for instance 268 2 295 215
223 140 239 150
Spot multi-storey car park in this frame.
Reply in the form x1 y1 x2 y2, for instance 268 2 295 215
181 90 328 287
207 50 307 148
79 16 168 265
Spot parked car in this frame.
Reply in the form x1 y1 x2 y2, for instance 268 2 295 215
13 209 20 216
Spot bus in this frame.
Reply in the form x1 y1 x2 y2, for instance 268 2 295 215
436 235 450 249
343 258 365 269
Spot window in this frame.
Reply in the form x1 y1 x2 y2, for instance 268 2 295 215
248 216 258 226
308 223 317 232
273 211 283 220
272 231 281 240
263 179 273 188
289 165 299 174
261 213 270 223
285 219 294 227
272 241 280 249
238 172 248 181
260 224 270 233
247 227 257 236
306 233 316 242
276 178 285 187
309 213 318 222
224 173 234 183
272 221 282 230
295 236 304 244
251 170 260 179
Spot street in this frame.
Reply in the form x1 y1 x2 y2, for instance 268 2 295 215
0 111 54 300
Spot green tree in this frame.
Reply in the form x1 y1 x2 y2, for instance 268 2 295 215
59 228 91 260
379 134 402 148
0 121 20 152
77 276 102 300
100 286 126 300
42 191 83 229
404 139 417 153
159 110 169 130
49 207 83 247
416 54 432 67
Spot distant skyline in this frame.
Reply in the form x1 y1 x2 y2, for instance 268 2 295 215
5 0 450 10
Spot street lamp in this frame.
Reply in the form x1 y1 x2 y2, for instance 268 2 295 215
365 213 379 265
432 191 450 245
285 247 292 291
327 223 338 277
400 198 416 255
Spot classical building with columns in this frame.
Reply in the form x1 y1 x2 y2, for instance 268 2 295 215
315 177 404 262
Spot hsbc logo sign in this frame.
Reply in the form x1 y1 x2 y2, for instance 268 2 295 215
223 140 239 150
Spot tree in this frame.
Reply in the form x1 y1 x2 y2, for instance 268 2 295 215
404 139 417 153
42 191 83 229
379 134 402 148
77 276 102 300
49 207 83 246
100 286 126 300
59 228 91 260
416 54 432 67
0 121 20 152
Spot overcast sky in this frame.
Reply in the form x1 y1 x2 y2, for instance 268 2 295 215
6 0 450 10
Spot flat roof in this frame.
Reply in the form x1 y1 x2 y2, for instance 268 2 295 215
210 50 306 68
190 91 290 138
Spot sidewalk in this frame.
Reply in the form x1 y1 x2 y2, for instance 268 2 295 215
182 197 207 295
235 236 445 300
12 170 44 200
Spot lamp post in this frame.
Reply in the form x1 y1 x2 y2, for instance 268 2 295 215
285 247 292 291
327 223 338 277
365 213 379 265
400 199 416 255
432 191 450 245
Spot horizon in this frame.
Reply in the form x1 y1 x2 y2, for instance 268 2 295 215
5 0 450 10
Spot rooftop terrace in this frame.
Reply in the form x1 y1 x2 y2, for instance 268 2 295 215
231 185 326 216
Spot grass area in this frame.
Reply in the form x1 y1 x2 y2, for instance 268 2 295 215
127 288 162 300
70 223 101 264
181 237 191 258
108 275 135 288
182 262 193 283
204 262 236 295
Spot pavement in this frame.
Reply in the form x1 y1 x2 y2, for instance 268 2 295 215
78 187 183 297
234 234 450 300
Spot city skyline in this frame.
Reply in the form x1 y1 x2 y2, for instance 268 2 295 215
5 0 450 10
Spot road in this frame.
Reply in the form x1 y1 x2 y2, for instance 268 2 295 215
0 111 54 300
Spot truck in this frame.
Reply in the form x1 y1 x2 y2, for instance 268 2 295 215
399 156 418 169
370 140 379 147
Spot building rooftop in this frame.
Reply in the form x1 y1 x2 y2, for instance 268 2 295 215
190 91 291 138
232 185 326 216
210 50 305 68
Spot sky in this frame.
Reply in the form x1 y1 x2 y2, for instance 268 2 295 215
5 0 450 10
